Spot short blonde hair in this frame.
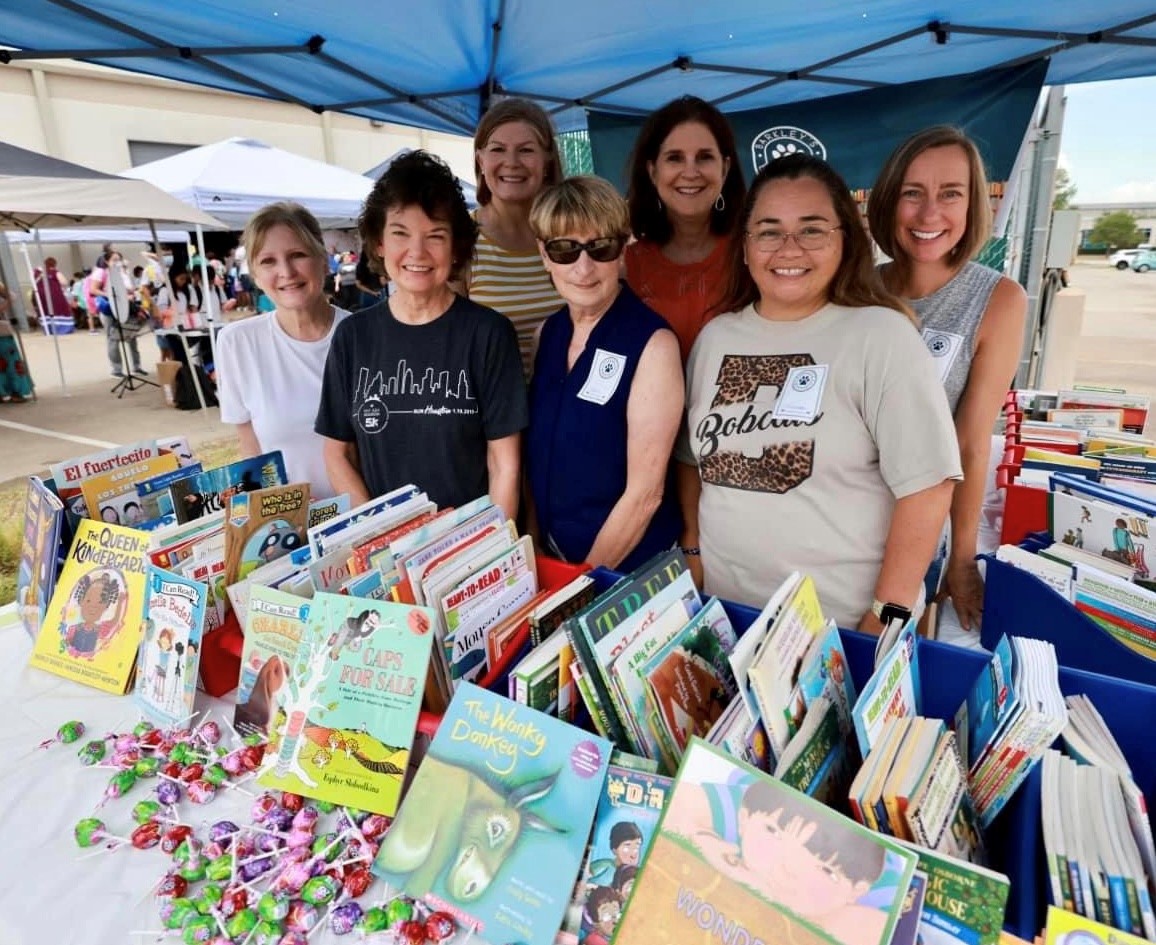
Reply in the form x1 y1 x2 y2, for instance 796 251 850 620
868 126 992 270
243 201 327 264
529 176 630 242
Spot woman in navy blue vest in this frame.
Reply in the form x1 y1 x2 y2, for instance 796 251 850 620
527 176 684 571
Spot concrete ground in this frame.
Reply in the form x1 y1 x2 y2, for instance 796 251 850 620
0 325 233 489
0 258 1152 490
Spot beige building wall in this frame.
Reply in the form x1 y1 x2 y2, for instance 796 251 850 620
0 58 476 305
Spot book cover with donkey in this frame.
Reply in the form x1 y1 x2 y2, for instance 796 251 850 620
373 683 611 945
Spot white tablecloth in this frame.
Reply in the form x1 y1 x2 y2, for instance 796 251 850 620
0 608 407 945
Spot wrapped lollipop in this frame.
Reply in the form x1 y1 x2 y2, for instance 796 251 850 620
39 720 85 750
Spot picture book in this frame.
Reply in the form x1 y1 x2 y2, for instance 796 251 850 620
222 482 311 588
1045 905 1151 945
168 451 288 523
258 593 437 815
372 683 612 945
307 494 350 529
80 452 180 528
49 439 164 524
235 585 312 739
774 695 855 808
898 839 1010 945
557 764 673 945
15 476 64 640
134 566 207 727
306 483 422 558
136 463 204 523
28 519 151 694
893 872 928 945
615 738 918 945
852 621 920 757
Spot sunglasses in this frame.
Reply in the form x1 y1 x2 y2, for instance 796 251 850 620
543 236 626 265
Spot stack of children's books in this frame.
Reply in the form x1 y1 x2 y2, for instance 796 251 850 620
1040 695 1156 939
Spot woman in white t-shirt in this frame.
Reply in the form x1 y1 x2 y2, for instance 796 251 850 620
216 202 350 498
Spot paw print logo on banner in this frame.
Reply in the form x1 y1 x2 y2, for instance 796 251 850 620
751 126 828 172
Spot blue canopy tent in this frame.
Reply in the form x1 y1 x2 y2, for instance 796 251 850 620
0 2 1152 134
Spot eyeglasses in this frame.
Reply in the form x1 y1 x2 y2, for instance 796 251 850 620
543 236 626 265
745 225 843 253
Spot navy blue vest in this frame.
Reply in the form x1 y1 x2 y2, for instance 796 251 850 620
528 284 681 572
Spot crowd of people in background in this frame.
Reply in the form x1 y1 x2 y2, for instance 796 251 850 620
5 95 1025 644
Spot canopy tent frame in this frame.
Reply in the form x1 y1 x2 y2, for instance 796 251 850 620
2 4 1156 132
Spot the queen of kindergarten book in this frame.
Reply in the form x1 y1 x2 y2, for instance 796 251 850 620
373 683 612 945
256 592 436 816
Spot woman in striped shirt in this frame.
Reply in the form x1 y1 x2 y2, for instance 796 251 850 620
463 98 564 376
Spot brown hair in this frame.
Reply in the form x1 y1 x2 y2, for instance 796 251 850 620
358 150 477 280
626 96 746 245
242 201 327 265
718 154 914 324
473 98 562 206
868 126 993 285
529 176 630 242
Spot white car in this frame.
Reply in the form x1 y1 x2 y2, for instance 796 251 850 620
1109 245 1154 269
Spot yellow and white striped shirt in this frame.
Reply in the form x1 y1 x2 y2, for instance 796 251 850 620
468 230 562 377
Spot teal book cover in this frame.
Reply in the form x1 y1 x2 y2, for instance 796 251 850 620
373 682 612 945
134 565 207 728
257 591 436 816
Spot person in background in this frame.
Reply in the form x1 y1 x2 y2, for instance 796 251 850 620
526 177 683 571
91 250 146 378
68 272 88 329
354 252 387 310
0 280 33 403
462 98 564 376
623 96 747 362
316 150 527 517
335 251 360 310
188 267 237 325
33 257 74 331
868 126 1027 637
677 154 961 632
216 202 352 499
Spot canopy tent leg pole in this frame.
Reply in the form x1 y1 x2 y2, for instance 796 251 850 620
194 224 218 369
186 224 212 421
22 237 67 396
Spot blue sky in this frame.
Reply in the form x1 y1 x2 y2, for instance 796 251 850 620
1060 75 1156 205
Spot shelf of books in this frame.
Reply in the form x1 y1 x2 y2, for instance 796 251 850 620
12 430 1156 945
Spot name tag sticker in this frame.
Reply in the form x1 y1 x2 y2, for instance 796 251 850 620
772 364 829 422
922 329 964 384
577 349 627 405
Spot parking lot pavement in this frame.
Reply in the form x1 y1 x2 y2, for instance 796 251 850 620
0 327 232 488
1066 261 1156 434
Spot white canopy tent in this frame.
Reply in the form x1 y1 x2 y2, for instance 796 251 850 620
0 141 224 395
121 137 374 230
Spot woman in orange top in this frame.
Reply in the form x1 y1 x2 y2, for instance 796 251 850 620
623 96 746 361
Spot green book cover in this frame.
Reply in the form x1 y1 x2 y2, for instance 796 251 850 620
897 839 1010 945
257 591 436 815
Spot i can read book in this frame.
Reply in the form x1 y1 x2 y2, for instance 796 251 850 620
257 592 437 816
557 764 672 945
235 585 312 740
28 520 151 694
134 566 207 728
615 738 918 945
373 683 612 945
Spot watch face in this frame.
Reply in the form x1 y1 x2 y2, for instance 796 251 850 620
880 604 912 625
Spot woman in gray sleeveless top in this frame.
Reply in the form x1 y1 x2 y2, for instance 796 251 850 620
868 127 1027 635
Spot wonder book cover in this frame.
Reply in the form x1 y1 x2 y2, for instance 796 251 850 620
222 481 311 588
615 738 917 945
558 765 672 945
28 520 151 694
16 476 64 640
257 592 437 815
372 683 612 945
134 566 207 727
235 585 312 739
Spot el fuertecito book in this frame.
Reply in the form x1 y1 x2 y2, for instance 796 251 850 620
28 520 150 694
615 737 918 945
373 683 612 945
257 592 437 816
